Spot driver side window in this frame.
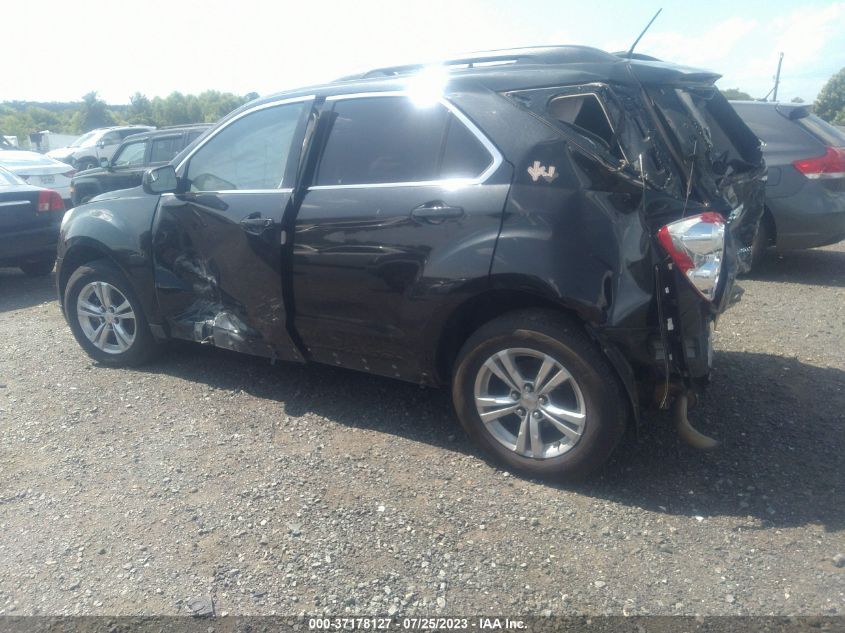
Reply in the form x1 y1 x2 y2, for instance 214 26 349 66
186 102 305 192
112 141 147 167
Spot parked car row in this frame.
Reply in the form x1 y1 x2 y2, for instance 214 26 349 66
48 125 154 170
70 124 210 206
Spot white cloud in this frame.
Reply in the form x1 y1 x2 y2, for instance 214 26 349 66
639 16 758 69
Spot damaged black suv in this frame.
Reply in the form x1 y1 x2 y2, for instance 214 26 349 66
57 47 765 479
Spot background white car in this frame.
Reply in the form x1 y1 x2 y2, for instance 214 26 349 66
47 125 154 170
0 150 76 204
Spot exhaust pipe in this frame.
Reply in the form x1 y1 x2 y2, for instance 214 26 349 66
673 392 718 450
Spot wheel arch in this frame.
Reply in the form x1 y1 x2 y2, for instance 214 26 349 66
432 287 640 423
59 239 129 305
762 205 777 246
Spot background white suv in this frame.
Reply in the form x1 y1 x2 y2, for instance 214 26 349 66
48 125 154 170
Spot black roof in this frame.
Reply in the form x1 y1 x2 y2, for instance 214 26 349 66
224 45 722 123
121 124 211 143
729 100 811 120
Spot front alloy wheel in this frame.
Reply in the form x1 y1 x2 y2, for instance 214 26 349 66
64 259 159 366
76 281 137 354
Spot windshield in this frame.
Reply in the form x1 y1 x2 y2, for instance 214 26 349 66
69 130 101 148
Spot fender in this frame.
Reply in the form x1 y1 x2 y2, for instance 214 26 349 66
57 187 161 325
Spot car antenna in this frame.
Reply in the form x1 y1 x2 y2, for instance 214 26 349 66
625 8 663 58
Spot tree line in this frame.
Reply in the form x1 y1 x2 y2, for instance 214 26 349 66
0 90 257 147
3 66 845 148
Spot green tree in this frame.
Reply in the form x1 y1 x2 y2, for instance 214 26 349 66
70 91 115 133
721 88 753 101
815 67 845 125
128 92 155 125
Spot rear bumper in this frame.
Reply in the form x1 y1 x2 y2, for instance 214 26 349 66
0 224 60 266
769 181 845 250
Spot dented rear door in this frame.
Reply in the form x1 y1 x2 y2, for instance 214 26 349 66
151 98 311 361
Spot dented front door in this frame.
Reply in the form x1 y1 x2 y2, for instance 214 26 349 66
151 98 311 361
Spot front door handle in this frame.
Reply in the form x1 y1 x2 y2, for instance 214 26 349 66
240 214 274 235
411 201 464 223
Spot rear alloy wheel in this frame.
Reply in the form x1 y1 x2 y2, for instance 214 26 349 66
452 310 627 480
473 348 586 459
64 259 159 366
19 258 55 277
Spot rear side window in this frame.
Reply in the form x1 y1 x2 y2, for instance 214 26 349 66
150 136 181 163
441 116 492 179
732 105 820 152
187 102 305 191
798 114 845 147
315 97 492 186
548 94 621 158
101 131 121 145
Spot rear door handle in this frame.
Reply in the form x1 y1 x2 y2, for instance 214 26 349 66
240 214 274 235
411 201 464 222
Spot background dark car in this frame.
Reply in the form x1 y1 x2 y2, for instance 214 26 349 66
0 165 65 276
70 124 210 205
730 101 845 264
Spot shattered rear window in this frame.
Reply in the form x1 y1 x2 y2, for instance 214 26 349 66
547 94 623 160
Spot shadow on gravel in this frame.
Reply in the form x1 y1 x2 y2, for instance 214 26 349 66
748 247 845 288
139 344 844 531
0 268 57 313
586 350 845 532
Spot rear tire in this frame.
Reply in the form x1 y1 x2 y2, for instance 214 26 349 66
20 258 55 277
64 259 159 366
452 310 628 481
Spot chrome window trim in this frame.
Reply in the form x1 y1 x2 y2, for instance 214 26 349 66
311 91 503 190
174 95 315 176
160 188 293 197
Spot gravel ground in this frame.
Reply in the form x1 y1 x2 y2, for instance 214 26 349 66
0 243 843 617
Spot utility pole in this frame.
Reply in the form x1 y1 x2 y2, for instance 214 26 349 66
772 52 784 102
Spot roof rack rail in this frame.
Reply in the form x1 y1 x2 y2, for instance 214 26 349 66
158 123 212 130
341 46 620 81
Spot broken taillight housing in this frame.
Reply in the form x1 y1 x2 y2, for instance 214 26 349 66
657 212 725 301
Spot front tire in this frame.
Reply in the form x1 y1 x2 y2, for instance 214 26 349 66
64 259 159 366
452 310 627 480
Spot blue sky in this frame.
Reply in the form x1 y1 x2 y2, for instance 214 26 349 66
5 0 844 103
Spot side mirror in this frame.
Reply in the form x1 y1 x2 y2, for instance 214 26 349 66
99 157 110 169
142 164 179 195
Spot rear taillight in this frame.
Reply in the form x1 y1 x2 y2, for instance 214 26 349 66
62 169 77 179
657 212 725 301
793 146 845 179
37 189 65 213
